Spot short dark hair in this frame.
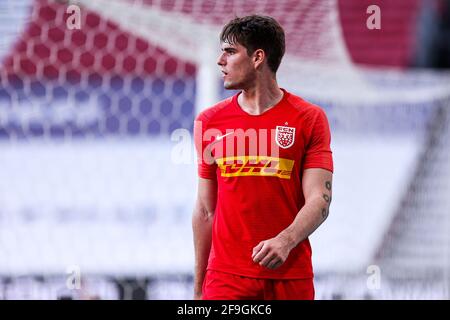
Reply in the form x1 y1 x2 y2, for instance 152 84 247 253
220 15 286 73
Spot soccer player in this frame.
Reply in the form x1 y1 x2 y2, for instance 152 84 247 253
192 15 333 300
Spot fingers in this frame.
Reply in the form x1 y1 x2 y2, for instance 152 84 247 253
252 240 286 269
253 242 270 263
252 242 264 260
267 259 283 270
260 254 284 269
252 243 270 263
259 252 276 267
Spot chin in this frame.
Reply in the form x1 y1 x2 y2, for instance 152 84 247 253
224 81 240 90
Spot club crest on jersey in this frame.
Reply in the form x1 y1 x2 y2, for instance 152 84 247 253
275 125 295 149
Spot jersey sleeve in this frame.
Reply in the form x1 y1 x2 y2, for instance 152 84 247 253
302 108 334 173
194 112 217 180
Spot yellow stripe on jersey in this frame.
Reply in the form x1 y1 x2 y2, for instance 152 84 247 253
216 156 295 179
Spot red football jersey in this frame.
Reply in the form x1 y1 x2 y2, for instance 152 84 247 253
194 88 333 279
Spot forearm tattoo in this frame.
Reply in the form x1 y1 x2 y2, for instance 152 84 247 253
321 181 332 220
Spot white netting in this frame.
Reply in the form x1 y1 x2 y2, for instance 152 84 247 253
0 0 450 299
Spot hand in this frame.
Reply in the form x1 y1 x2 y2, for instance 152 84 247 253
251 235 292 270
193 292 203 300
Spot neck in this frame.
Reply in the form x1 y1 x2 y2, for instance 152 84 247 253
238 77 283 115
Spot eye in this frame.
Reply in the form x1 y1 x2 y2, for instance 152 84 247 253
224 49 236 55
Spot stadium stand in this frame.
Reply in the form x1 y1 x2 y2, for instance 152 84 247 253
0 0 449 299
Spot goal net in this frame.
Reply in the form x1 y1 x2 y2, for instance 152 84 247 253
0 0 449 299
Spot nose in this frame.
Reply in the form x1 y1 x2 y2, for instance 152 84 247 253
217 52 226 66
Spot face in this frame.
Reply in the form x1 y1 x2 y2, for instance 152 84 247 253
217 42 257 90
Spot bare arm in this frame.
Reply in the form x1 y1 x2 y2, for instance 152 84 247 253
192 177 217 299
252 168 333 269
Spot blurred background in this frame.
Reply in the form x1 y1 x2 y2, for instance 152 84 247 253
0 0 449 299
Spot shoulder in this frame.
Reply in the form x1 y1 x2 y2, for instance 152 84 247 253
195 96 234 126
285 91 326 118
284 91 329 132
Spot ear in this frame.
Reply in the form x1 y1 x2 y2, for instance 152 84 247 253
253 49 265 69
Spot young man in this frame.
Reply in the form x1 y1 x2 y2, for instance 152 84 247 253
192 15 333 300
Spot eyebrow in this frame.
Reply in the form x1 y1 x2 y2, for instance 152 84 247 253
222 47 237 53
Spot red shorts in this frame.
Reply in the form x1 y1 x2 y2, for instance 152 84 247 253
202 270 315 300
